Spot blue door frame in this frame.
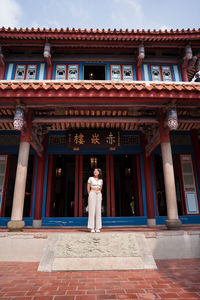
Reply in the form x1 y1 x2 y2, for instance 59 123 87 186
41 131 149 226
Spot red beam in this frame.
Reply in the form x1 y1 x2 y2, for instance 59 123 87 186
32 116 158 124
1 101 200 109
1 88 200 100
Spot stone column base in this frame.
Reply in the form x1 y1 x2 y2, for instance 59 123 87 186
32 220 42 228
147 218 156 227
7 220 25 232
165 219 182 230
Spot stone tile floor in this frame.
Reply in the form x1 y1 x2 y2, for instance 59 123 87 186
0 259 199 299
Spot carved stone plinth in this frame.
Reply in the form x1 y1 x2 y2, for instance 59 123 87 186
38 233 157 272
7 220 25 232
165 219 182 230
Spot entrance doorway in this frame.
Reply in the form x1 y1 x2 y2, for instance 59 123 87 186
1 154 35 218
114 155 141 217
46 155 75 217
82 155 107 216
45 154 142 219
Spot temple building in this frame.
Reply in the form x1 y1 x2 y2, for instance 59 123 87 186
0 27 200 231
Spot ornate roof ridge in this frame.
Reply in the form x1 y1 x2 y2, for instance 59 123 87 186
0 27 200 35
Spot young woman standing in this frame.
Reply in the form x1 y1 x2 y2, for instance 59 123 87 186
87 168 103 233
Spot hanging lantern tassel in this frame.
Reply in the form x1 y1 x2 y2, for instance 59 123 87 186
13 107 24 130
167 107 178 130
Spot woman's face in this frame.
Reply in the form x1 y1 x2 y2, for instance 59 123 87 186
94 169 99 177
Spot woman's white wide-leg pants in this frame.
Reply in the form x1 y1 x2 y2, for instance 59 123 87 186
88 190 102 230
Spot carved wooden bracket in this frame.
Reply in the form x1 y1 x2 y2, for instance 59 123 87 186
30 125 44 157
145 127 160 157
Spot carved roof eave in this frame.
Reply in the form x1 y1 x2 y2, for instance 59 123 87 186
0 27 200 44
0 81 200 109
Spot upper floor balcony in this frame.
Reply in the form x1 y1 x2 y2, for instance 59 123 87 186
3 61 185 82
1 27 200 83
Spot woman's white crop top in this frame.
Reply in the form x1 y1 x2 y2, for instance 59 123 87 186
88 177 103 189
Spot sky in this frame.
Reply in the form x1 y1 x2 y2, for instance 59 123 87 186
0 0 199 31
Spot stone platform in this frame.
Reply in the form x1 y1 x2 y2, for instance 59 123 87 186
1 227 200 269
38 232 157 272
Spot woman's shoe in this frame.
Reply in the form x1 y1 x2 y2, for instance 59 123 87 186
96 229 100 233
91 229 95 233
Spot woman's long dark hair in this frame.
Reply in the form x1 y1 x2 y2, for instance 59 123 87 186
95 168 102 179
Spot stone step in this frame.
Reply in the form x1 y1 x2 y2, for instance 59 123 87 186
38 232 157 272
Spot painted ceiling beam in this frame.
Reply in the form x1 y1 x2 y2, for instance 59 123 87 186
32 116 158 124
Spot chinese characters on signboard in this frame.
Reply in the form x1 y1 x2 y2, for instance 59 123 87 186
48 132 140 148
67 130 121 150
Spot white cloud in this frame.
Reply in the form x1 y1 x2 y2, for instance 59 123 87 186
110 0 144 29
0 0 22 28
113 0 142 12
67 3 90 25
30 20 60 29
29 1 90 30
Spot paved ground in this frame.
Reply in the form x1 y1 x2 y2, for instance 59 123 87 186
0 259 200 299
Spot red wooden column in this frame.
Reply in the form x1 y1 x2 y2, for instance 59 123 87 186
45 154 54 217
135 154 143 216
33 135 47 227
29 156 37 217
110 154 115 217
136 44 145 80
44 43 53 80
0 155 10 217
136 65 143 81
78 155 83 217
181 66 188 82
0 65 5 80
46 64 53 80
141 134 155 226
74 155 79 217
190 129 200 186
106 154 111 217
0 47 5 80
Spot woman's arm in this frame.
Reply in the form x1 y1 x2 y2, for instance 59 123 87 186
87 183 91 195
99 180 103 192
